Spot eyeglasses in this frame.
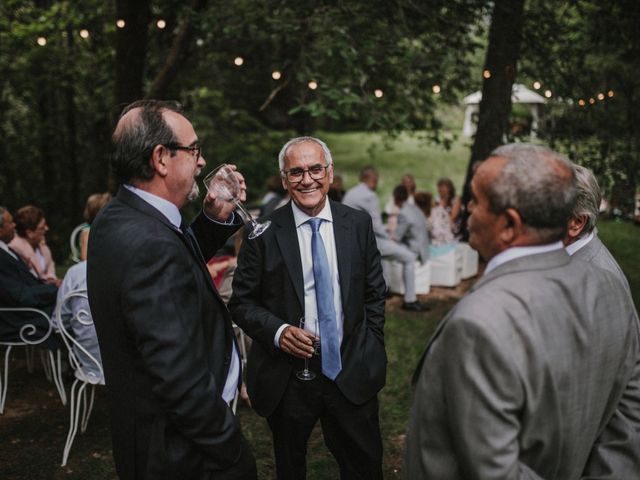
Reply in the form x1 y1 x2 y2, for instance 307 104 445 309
164 143 202 159
281 164 330 183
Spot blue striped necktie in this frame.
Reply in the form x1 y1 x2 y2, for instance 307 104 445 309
308 217 342 380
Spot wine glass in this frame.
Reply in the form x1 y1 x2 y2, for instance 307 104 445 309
296 317 317 381
203 164 271 239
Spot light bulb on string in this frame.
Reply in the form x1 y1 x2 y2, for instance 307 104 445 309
544 90 552 98
234 56 244 66
607 90 614 98
432 85 441 94
116 19 126 29
374 89 383 98
308 81 318 90
156 19 166 29
483 69 491 79
578 99 586 107
37 36 47 46
589 98 595 105
272 71 282 80
597 93 605 101
79 29 90 39
533 81 541 90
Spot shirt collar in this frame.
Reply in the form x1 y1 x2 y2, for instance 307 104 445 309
485 241 564 275
0 240 16 259
565 229 595 256
124 184 182 229
291 199 333 228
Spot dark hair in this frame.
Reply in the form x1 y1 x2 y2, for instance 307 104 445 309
359 166 378 182
111 100 183 184
414 191 433 217
83 192 113 223
393 185 409 204
14 205 45 237
0 206 7 228
437 178 456 204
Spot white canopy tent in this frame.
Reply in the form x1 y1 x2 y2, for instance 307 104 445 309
462 84 546 137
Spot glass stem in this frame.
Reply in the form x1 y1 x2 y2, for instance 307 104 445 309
233 201 257 228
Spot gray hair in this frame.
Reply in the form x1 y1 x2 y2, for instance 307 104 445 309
571 164 601 236
0 206 6 228
278 136 333 172
488 143 577 243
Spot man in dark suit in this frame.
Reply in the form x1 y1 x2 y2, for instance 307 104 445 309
564 163 631 294
0 206 58 349
404 144 640 479
87 100 256 480
229 137 387 479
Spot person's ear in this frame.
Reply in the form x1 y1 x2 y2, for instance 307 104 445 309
567 215 587 240
499 208 523 246
280 175 289 192
151 144 170 177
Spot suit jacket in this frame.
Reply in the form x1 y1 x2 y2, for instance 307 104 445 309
8 235 57 281
404 249 640 480
342 183 388 240
395 202 429 264
572 232 631 295
0 246 57 347
87 187 243 480
228 200 387 417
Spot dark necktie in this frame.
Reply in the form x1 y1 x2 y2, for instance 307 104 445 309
308 217 342 380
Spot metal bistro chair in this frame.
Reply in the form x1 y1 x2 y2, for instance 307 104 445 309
0 307 67 413
53 288 105 467
69 223 89 263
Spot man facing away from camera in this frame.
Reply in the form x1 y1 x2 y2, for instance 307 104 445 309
404 143 640 479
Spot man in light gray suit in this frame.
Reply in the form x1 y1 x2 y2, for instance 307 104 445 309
343 167 429 312
564 163 631 294
392 185 429 264
404 143 640 479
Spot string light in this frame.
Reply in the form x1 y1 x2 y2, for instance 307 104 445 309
116 19 126 28
533 81 541 90
483 69 491 79
589 98 595 104
544 90 552 98
607 90 614 98
271 71 282 80
79 29 90 39
308 81 318 90
37 36 47 46
578 99 586 107
234 56 244 66
597 92 605 101
374 89 383 98
156 19 166 29
432 85 441 94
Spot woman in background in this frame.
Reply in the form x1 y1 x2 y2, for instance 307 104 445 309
435 177 462 238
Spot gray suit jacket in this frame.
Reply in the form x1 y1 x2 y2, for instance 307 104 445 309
343 183 388 240
404 249 640 480
395 202 429 264
572 232 631 295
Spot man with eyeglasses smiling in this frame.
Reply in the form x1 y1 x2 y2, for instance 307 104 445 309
87 100 257 480
230 136 387 479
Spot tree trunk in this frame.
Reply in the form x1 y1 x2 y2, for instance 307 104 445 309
460 0 526 240
114 0 151 108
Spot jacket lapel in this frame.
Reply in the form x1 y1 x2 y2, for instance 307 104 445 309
274 204 305 310
331 201 352 311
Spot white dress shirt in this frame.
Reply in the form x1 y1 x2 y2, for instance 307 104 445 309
565 230 595 256
485 241 565 275
274 200 345 347
124 184 240 405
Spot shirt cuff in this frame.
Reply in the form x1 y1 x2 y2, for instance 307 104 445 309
203 210 236 225
274 324 289 348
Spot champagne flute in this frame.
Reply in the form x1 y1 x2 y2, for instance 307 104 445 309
295 317 316 381
203 164 271 239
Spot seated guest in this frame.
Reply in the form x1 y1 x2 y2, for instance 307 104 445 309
56 260 102 378
564 164 631 293
385 173 417 237
414 191 433 228
9 205 59 286
393 185 429 264
0 206 58 349
429 202 456 246
79 192 112 262
435 177 462 238
344 166 429 311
